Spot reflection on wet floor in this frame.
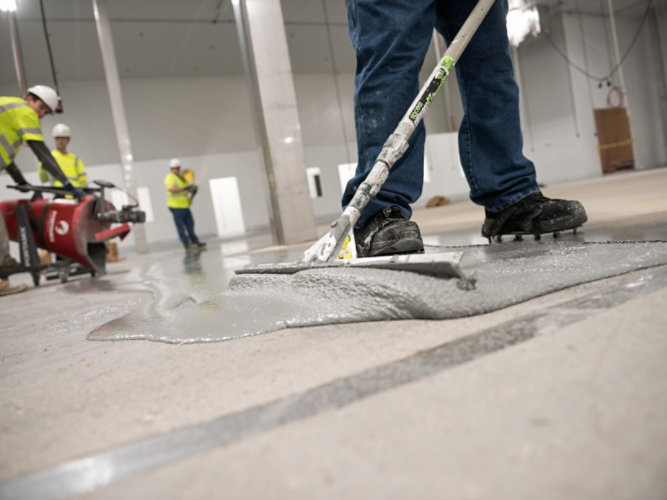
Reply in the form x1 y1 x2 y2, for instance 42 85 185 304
86 240 667 344
422 227 589 248
183 251 203 274
219 240 250 256
422 218 667 248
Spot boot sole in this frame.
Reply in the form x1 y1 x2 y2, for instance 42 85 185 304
483 208 588 241
485 214 588 242
362 238 425 258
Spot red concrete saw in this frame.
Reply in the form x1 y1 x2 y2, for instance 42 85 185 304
0 180 145 286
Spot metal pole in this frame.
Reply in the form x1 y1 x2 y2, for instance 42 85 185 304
511 45 534 152
6 10 26 96
322 0 353 162
92 0 148 254
431 31 456 132
561 16 581 138
606 0 628 98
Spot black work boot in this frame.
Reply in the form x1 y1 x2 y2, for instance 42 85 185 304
0 257 21 272
354 205 424 257
481 192 588 242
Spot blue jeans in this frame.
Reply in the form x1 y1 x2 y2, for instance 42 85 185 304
169 208 200 248
343 0 539 227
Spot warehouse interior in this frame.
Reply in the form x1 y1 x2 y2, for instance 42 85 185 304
1 0 667 498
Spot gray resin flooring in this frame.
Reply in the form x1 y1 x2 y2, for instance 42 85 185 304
1 168 667 499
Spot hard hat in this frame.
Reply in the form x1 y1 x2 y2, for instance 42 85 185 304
52 123 71 138
27 85 59 113
169 158 181 168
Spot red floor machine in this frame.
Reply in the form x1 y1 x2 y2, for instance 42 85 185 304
0 180 145 286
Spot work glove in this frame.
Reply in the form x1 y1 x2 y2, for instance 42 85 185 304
64 182 85 199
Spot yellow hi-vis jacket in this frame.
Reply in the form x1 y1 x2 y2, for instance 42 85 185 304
0 96 44 169
38 150 88 187
164 172 191 209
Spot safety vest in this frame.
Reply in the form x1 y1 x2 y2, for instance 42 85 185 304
0 96 44 169
39 150 88 187
164 172 191 209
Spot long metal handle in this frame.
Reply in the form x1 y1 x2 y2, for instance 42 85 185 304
302 0 496 264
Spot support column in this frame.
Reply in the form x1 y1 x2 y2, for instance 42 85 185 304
649 6 667 160
92 0 148 254
232 0 316 245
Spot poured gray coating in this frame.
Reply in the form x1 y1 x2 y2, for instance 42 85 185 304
87 241 667 343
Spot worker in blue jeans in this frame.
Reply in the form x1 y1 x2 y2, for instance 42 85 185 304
343 0 587 257
164 158 206 253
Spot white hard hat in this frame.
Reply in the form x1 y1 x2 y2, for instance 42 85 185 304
27 85 59 113
169 158 181 168
52 123 71 138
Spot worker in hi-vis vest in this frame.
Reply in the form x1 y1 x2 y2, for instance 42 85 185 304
39 123 88 193
1 85 84 296
164 158 206 253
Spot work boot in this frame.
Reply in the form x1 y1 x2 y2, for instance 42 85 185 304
481 192 588 242
0 257 21 272
196 242 207 249
0 279 27 297
354 205 424 258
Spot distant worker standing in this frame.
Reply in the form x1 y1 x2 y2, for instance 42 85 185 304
164 158 205 252
38 123 88 191
1 85 84 296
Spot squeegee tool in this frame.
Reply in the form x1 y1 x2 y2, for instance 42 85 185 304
236 0 494 278
236 251 465 279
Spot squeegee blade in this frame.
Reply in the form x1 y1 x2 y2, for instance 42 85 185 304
235 251 465 280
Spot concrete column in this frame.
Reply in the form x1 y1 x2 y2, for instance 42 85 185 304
649 7 667 160
232 0 316 245
92 0 148 254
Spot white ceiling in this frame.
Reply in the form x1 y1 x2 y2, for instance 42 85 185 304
0 0 351 86
0 0 652 88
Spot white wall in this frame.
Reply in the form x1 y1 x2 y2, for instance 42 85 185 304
85 151 270 249
421 133 471 204
561 9 667 172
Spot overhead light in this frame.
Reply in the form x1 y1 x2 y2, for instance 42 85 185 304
506 1 541 47
0 0 17 12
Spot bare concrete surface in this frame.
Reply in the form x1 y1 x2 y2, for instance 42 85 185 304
1 168 666 499
81 284 667 500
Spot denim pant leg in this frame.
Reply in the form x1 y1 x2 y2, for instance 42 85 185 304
183 209 199 245
343 0 437 227
435 0 539 212
169 208 190 248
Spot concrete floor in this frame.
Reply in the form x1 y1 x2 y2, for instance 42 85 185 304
1 168 667 499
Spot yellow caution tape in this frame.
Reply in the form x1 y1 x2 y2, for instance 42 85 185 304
597 138 635 153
